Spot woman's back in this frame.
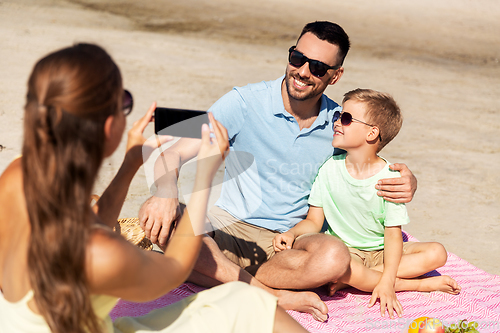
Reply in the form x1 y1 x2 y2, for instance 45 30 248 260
0 158 120 332
0 159 32 307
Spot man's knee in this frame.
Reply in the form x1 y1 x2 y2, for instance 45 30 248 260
322 237 350 279
301 234 350 281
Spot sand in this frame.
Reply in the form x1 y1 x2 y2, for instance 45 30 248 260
1 0 499 275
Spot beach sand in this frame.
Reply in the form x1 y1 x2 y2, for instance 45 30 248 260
1 0 499 275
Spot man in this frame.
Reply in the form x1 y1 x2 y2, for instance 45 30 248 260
139 21 417 322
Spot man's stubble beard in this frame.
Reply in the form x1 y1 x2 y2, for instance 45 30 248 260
285 72 324 102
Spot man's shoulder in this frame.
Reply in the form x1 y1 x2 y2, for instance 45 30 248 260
321 93 341 111
234 77 281 94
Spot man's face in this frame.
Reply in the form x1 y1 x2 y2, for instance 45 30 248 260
284 32 342 102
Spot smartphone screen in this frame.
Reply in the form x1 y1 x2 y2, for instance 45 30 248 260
154 107 209 138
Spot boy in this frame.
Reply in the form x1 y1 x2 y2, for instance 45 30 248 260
273 89 460 319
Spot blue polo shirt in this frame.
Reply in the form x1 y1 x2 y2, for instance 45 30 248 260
209 76 341 232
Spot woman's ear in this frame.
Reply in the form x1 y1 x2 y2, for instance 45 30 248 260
103 114 118 157
104 115 114 139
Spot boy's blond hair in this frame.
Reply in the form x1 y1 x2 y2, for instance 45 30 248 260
342 88 402 153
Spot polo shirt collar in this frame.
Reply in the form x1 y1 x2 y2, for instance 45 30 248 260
272 76 289 117
315 95 330 125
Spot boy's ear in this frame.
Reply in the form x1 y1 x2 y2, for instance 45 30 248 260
366 126 380 142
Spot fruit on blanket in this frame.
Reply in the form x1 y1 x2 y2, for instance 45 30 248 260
408 317 429 333
445 320 479 333
408 317 445 333
418 318 445 333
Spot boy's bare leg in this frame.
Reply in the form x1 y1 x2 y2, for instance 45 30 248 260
330 243 461 296
188 235 346 322
370 242 448 278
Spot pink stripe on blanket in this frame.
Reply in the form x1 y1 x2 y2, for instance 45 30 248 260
109 283 204 319
110 232 500 332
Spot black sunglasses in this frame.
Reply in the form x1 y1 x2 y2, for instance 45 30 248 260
333 110 375 127
288 46 340 78
122 89 133 116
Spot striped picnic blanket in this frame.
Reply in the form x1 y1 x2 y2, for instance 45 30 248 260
110 232 500 332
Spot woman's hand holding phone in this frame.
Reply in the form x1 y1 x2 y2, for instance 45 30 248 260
126 102 174 168
194 113 229 188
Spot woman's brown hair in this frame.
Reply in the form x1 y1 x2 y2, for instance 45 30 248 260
21 43 122 333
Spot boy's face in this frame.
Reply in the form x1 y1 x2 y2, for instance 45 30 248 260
332 100 375 150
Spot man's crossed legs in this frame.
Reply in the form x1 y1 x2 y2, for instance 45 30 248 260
187 206 351 322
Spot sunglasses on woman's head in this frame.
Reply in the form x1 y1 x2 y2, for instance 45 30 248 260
288 46 340 78
122 89 133 116
333 110 375 127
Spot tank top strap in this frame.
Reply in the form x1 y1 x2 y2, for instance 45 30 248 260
20 290 34 304
0 289 34 305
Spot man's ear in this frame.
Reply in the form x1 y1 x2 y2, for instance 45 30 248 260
329 67 344 85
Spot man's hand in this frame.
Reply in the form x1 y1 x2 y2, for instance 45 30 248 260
376 163 417 203
368 280 403 319
139 196 181 249
273 231 295 252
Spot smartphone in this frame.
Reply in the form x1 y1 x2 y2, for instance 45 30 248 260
154 107 209 138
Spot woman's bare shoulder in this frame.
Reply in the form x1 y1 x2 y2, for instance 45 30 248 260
0 158 22 194
86 224 153 294
0 158 29 294
0 158 28 231
86 224 174 301
87 225 136 282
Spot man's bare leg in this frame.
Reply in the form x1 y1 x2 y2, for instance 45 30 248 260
188 235 338 322
255 233 351 289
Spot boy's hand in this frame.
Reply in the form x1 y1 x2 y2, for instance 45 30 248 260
273 231 295 252
368 280 403 319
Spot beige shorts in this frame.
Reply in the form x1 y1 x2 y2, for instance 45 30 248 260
207 206 279 276
113 281 278 333
348 241 416 268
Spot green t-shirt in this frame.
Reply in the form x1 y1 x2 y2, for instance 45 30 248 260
308 154 410 251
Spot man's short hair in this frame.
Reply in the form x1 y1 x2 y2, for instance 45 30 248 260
298 21 350 66
342 89 403 153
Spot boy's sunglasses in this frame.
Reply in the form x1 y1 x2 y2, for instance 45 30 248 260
288 46 340 78
333 110 375 127
123 89 133 116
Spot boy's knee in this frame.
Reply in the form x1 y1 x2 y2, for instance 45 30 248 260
428 242 448 267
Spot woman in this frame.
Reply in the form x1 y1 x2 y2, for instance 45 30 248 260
0 43 307 333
